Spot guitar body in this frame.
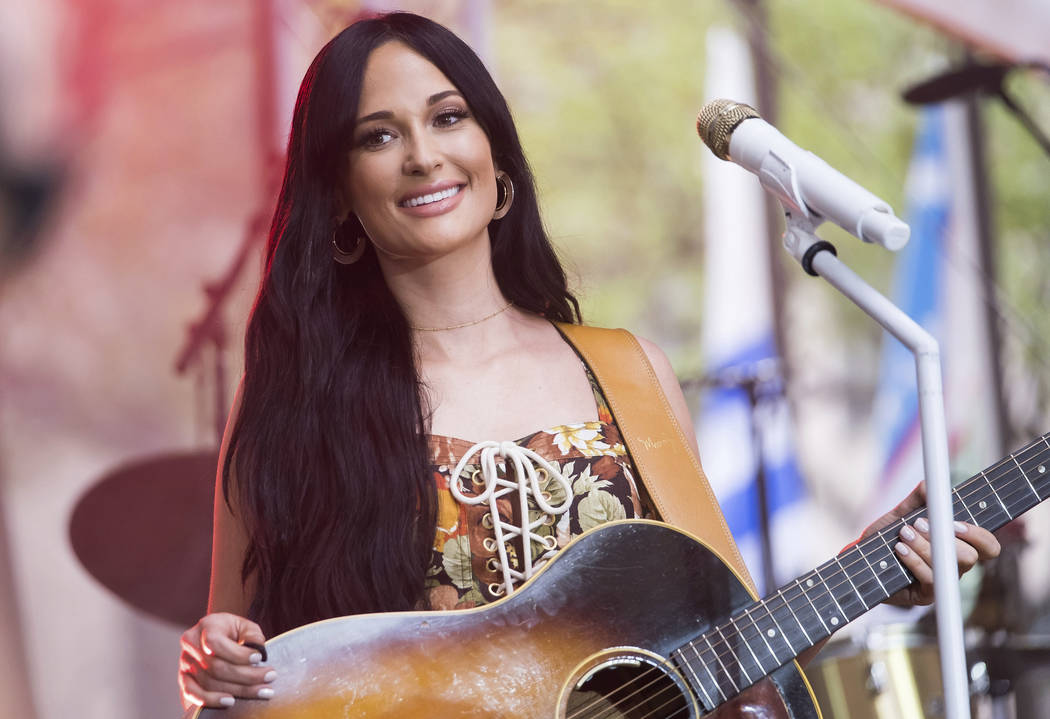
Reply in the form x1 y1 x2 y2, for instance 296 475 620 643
197 521 819 718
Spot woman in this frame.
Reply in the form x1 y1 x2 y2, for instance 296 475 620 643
178 12 999 711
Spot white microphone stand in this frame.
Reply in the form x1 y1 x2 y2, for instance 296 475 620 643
781 211 971 719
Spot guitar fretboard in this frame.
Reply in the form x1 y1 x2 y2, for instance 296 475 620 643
671 432 1050 713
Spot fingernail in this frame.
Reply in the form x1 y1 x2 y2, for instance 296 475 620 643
900 524 916 541
896 542 911 556
249 652 263 664
954 521 968 533
220 697 235 707
258 688 275 699
264 670 277 682
915 517 930 533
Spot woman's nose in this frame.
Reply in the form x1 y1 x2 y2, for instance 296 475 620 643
402 130 442 175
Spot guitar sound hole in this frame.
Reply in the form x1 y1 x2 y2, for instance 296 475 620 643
566 654 695 719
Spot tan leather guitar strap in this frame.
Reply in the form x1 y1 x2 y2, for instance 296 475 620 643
557 322 757 594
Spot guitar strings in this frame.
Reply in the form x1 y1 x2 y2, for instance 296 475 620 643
564 662 683 719
564 435 1050 718
578 441 1050 716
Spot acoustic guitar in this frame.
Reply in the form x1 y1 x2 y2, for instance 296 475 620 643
195 431 1050 718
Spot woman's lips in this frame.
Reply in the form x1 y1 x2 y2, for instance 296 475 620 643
397 183 465 217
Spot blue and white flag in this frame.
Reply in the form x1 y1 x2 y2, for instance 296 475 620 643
872 104 1002 506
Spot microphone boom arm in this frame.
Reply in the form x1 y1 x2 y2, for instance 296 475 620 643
780 211 973 719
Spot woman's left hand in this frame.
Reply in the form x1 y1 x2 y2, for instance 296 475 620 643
860 481 1001 607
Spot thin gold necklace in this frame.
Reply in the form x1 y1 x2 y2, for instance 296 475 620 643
410 301 514 332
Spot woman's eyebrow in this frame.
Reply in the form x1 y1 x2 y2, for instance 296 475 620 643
356 91 462 125
427 90 462 105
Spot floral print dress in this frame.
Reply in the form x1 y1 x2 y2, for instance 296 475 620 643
424 369 653 611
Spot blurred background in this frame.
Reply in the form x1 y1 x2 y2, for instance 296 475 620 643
0 0 1047 717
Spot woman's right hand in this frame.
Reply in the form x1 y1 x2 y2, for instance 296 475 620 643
179 612 276 711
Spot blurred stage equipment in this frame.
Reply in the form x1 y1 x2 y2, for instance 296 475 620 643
806 622 1050 719
69 206 270 626
69 450 217 628
0 151 64 276
698 98 970 719
903 60 1050 158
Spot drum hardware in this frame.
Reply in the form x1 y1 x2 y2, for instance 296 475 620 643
69 206 272 627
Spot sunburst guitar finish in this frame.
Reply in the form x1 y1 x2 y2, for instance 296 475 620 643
195 431 1050 718
196 520 817 719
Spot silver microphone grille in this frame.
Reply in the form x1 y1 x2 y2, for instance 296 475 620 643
696 99 761 160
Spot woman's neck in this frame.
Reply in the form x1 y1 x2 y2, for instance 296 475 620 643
377 241 521 361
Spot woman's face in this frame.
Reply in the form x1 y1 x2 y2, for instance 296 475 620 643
343 41 499 266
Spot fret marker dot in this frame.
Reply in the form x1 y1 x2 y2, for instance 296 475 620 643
1039 465 1046 474
830 617 840 626
767 629 776 638
806 579 814 588
979 501 987 510
879 560 888 570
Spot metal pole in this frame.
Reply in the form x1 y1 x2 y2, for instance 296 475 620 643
782 217 972 719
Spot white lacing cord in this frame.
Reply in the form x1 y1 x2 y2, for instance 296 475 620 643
449 440 573 596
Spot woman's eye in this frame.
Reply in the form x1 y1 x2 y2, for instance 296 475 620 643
435 108 469 127
359 128 394 148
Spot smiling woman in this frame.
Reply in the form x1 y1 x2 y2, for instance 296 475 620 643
341 42 500 268
176 11 1000 717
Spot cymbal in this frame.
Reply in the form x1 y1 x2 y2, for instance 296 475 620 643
69 449 218 628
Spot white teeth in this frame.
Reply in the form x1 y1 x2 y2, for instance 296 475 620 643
404 186 460 207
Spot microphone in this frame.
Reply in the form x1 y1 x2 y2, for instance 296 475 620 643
696 99 910 251
901 61 1012 104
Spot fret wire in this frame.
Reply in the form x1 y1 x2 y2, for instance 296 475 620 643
1038 436 1050 498
1000 473 1038 515
763 600 797 657
704 620 742 677
775 584 813 647
741 604 781 664
669 433 1050 715
983 470 1011 520
687 643 724 706
704 631 740 695
833 555 870 613
811 565 847 629
674 647 716 711
714 622 753 685
1010 452 1041 501
875 528 913 586
793 574 831 635
954 485 977 524
853 541 891 600
727 614 765 679
845 545 886 603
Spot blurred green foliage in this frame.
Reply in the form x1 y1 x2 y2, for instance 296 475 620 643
494 0 1049 406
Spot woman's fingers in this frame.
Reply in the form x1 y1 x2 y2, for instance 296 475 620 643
200 616 266 665
890 517 1002 607
182 652 275 698
894 521 934 604
179 613 276 709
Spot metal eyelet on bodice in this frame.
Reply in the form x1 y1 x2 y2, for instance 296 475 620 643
449 440 573 597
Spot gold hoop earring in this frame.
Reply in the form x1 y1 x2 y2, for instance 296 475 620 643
492 171 514 220
332 218 367 265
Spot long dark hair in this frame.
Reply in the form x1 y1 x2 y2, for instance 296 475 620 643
225 12 580 636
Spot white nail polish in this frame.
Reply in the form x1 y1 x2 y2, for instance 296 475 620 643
220 697 235 707
264 670 277 682
901 525 916 541
258 688 275 699
954 521 968 533
915 517 929 533
896 542 911 556
249 652 263 664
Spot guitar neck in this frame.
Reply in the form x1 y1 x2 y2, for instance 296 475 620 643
671 432 1050 711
